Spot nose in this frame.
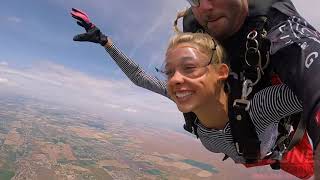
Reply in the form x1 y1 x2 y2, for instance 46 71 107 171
198 0 214 11
168 70 185 85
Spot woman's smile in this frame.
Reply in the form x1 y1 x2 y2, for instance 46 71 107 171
175 90 194 103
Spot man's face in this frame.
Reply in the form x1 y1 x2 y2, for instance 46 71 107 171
191 0 248 40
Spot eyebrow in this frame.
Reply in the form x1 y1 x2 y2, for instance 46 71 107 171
165 57 197 68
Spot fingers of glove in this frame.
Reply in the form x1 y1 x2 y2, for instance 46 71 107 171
76 21 86 29
71 12 90 24
73 33 90 42
72 8 90 19
71 8 91 24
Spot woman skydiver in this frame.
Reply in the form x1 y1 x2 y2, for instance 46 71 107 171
70 8 314 179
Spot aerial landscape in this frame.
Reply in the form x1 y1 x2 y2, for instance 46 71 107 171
0 93 301 180
1 0 317 178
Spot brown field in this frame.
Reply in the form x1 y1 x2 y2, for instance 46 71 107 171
197 170 213 178
134 127 224 163
0 133 6 138
11 121 22 128
142 154 194 170
98 160 129 169
132 126 254 179
39 143 76 163
67 127 111 142
88 167 113 180
63 164 90 172
4 128 23 147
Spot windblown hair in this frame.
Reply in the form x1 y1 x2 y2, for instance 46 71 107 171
173 9 188 33
166 32 226 65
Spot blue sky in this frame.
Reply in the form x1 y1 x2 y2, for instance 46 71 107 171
0 0 319 126
0 0 318 77
0 0 191 127
0 0 188 78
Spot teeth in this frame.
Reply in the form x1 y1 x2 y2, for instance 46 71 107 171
176 92 192 98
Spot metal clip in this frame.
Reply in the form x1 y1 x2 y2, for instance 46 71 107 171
245 47 261 67
242 80 253 99
235 142 243 155
250 67 262 87
247 30 258 40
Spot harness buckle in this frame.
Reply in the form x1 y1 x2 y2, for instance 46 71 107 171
233 99 251 112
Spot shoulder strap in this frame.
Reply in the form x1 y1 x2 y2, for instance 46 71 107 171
287 114 306 150
269 113 305 169
227 77 261 163
183 112 199 138
248 0 278 17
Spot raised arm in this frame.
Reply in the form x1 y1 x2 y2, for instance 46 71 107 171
103 40 168 98
70 8 168 98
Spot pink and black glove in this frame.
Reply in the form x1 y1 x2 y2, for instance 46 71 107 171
71 8 108 46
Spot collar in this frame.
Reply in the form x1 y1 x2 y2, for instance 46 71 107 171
248 0 277 17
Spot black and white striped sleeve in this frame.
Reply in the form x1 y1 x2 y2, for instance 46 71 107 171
249 84 302 134
104 43 169 98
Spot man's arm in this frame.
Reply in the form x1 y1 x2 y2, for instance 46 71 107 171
267 14 320 150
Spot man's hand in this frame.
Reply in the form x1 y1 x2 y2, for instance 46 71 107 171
71 8 108 46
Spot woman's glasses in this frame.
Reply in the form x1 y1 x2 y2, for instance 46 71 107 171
156 51 214 79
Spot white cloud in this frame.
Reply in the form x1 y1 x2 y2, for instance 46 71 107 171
104 103 120 109
0 78 9 84
7 16 21 23
0 67 63 87
123 107 138 113
0 61 8 66
292 0 320 30
0 61 181 125
127 1 188 57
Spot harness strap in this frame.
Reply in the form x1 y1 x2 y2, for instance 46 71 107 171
226 15 270 163
270 113 305 169
183 112 199 138
287 114 306 150
228 77 261 163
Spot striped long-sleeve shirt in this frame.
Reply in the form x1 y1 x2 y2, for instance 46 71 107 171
105 43 302 163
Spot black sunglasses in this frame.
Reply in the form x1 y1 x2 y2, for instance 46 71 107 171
186 0 200 7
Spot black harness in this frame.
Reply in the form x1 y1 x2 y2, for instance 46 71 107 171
181 0 305 165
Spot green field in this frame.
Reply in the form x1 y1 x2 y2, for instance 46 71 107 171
182 159 219 173
145 169 162 175
0 169 15 180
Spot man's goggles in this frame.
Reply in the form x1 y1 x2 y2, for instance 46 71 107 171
186 0 200 7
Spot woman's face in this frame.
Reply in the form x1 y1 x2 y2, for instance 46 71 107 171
165 43 227 113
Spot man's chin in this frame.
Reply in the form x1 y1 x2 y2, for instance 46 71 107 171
208 30 229 41
207 26 233 41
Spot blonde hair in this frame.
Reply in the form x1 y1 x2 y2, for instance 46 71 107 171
173 9 188 33
166 32 226 65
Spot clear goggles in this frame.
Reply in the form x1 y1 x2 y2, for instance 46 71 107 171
155 52 214 79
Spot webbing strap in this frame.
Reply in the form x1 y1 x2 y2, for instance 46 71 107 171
287 114 306 151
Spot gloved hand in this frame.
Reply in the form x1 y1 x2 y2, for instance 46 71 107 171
71 8 108 46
